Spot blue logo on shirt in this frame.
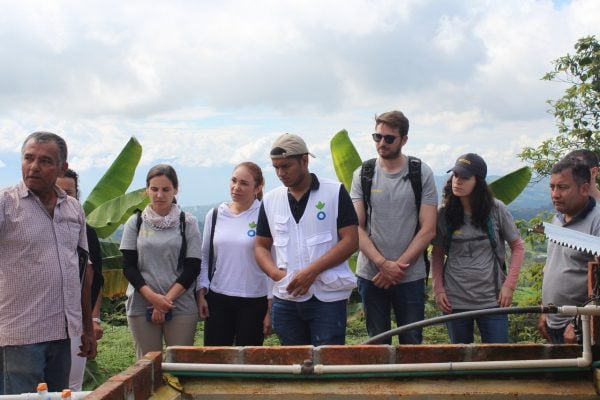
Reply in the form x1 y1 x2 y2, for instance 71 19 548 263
316 201 326 220
247 221 257 237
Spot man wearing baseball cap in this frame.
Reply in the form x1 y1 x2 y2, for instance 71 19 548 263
254 133 359 346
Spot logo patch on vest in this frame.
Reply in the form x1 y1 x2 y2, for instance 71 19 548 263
316 201 326 220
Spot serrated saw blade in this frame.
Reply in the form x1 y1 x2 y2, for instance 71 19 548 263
543 222 600 256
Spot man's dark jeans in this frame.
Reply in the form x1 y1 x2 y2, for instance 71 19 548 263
357 277 425 344
0 339 71 395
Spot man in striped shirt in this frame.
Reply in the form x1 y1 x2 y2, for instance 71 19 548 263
0 132 96 394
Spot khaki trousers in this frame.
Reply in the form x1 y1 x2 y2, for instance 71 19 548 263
128 314 198 359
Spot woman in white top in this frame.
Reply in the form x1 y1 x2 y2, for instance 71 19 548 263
197 162 271 345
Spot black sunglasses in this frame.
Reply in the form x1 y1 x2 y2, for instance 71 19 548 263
372 133 400 144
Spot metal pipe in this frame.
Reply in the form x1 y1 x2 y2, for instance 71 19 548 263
362 305 555 345
160 305 599 377
362 304 600 345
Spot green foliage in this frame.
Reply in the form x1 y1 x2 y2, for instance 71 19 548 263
80 137 148 297
519 35 600 180
87 188 148 238
330 129 362 191
83 138 149 239
97 241 130 298
488 167 532 205
83 137 143 216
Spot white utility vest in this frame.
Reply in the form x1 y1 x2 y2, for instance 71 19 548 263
263 178 357 302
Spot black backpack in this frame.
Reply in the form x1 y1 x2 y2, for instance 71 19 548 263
360 156 431 282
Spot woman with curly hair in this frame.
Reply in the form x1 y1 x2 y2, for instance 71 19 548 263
431 153 524 343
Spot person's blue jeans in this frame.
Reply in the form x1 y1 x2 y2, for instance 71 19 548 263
446 308 508 344
271 296 347 346
0 339 71 395
357 277 425 344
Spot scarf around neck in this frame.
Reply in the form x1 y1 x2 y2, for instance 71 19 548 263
142 203 181 230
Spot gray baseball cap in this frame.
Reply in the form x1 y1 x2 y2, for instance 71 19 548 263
270 133 316 159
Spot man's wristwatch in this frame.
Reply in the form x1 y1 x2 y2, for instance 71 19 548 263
92 317 102 324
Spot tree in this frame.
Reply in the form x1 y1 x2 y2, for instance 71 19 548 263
519 35 600 179
84 137 149 297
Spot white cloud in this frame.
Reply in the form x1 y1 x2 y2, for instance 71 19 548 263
0 0 597 201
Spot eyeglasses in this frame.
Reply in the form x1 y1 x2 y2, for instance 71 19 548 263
372 133 401 144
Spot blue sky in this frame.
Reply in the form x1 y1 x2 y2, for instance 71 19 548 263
0 0 598 206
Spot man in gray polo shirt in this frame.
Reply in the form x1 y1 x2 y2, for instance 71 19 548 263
539 158 600 344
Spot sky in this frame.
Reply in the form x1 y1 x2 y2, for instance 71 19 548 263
0 0 598 207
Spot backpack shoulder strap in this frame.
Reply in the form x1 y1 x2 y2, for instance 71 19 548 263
407 156 430 282
135 209 143 234
177 211 187 271
486 214 497 249
486 212 507 274
208 207 218 282
407 156 422 211
360 158 377 235
360 158 377 216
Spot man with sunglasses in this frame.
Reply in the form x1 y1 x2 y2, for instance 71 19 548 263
350 110 438 344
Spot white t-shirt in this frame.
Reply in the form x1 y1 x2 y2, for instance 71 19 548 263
197 200 270 298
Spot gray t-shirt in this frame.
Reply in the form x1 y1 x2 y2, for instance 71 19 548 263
350 156 438 282
542 200 600 329
120 211 202 317
432 199 520 310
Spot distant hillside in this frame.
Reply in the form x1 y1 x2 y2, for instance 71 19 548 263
183 176 553 231
182 203 220 233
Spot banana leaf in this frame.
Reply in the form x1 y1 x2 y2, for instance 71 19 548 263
99 240 123 269
82 137 142 215
99 240 129 298
330 129 362 191
102 269 129 298
489 166 532 205
86 188 149 238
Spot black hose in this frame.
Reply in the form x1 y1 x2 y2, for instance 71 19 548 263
361 305 558 345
